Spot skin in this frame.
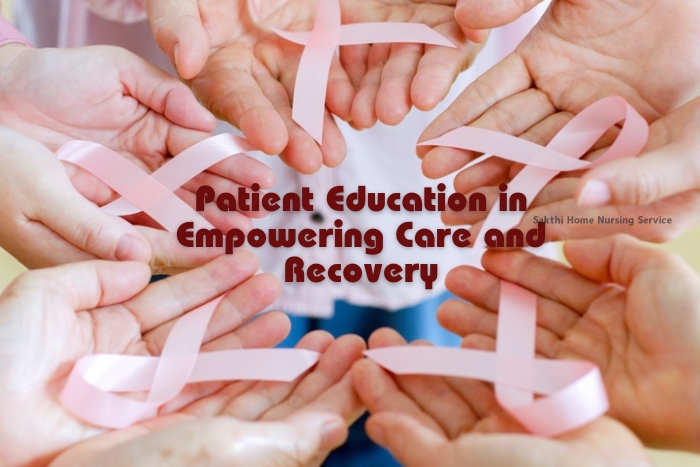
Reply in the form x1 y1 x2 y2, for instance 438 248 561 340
0 249 365 467
145 0 486 173
0 43 275 237
433 235 700 451
419 0 700 241
352 328 651 467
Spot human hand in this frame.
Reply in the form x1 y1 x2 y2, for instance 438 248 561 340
436 234 700 451
0 126 227 272
50 412 348 467
420 0 700 236
352 329 651 467
438 95 700 243
146 0 483 173
0 43 274 232
0 250 290 467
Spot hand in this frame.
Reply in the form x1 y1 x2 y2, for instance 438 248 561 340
0 250 290 466
436 235 700 451
0 43 274 232
440 95 700 243
420 0 700 233
352 329 651 467
50 412 348 467
146 0 483 173
0 126 226 272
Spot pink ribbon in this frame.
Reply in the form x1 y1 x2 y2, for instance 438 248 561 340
60 296 320 428
418 96 649 248
56 135 320 428
56 133 257 231
366 281 609 437
252 0 456 144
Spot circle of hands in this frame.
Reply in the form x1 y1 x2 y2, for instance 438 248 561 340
2 0 700 465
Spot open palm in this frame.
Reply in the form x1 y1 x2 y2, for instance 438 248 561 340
147 0 481 173
353 329 652 467
438 235 700 451
0 251 290 467
420 0 700 198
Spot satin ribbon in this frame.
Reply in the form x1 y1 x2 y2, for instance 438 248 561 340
56 133 257 231
366 281 609 437
419 95 649 248
251 0 455 144
56 135 321 428
60 296 320 428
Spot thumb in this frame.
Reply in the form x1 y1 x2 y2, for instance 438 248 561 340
577 143 700 207
366 412 447 467
38 182 152 263
455 0 545 30
146 0 211 80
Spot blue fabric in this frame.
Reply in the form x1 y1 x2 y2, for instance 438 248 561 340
278 291 460 467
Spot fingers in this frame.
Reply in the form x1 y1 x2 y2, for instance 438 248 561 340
4 260 150 312
143 266 281 350
125 249 261 333
116 47 216 131
53 413 347 467
578 143 700 207
563 234 690 288
38 177 153 263
136 227 224 275
146 0 211 79
366 412 447 467
454 0 546 30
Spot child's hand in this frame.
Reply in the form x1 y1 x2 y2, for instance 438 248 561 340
352 328 651 467
145 0 484 173
439 235 700 451
0 44 274 232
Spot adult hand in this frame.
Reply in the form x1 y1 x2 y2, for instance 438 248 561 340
50 412 348 467
0 126 226 272
0 43 274 232
0 250 290 466
146 0 483 173
353 329 651 467
420 0 700 230
440 95 700 243
437 235 700 451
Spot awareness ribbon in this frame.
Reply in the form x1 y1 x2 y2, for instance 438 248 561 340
252 0 455 144
60 296 320 428
366 281 609 437
55 133 257 231
368 97 651 436
418 96 649 248
56 135 320 428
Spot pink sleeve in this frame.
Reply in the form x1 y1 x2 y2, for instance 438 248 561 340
0 14 32 47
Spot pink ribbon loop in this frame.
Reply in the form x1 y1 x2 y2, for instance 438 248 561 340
365 281 609 437
60 296 320 429
419 96 649 248
56 133 255 232
251 0 455 144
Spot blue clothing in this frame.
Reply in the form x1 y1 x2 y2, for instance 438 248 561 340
278 291 460 467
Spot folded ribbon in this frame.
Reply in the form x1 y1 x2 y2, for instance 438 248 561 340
251 0 455 144
60 296 320 428
56 135 320 428
419 96 649 248
366 281 609 437
56 133 256 231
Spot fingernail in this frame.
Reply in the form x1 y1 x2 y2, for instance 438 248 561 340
577 180 611 207
115 234 150 262
320 418 346 448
